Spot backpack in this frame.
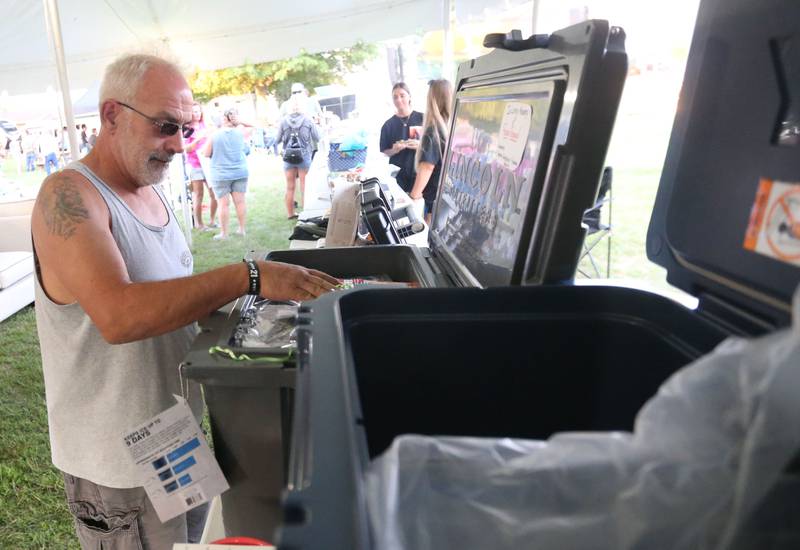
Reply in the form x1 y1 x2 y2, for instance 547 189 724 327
282 128 304 165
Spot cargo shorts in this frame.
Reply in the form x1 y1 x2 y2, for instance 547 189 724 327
62 472 207 549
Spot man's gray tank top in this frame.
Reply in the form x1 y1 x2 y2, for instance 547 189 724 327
35 161 202 488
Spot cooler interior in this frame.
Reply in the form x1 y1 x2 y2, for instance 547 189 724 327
266 246 437 287
339 286 727 459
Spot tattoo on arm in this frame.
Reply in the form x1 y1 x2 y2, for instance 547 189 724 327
42 178 90 238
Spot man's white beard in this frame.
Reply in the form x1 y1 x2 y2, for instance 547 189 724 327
136 155 173 187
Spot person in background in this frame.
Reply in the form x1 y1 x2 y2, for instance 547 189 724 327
58 126 70 165
9 134 24 175
264 123 279 155
31 53 338 550
79 124 89 155
60 126 69 152
281 83 323 159
409 79 453 224
203 107 250 239
209 100 223 128
88 128 98 150
23 130 37 172
40 129 60 176
185 102 217 230
277 96 320 219
250 126 266 150
280 83 322 120
379 82 423 194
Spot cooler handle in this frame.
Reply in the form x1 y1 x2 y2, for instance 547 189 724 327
483 29 549 51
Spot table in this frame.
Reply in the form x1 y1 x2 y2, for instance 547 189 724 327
289 153 428 249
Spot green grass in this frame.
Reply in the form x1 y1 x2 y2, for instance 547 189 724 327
575 74 683 300
1 157 77 548
0 308 78 548
1 156 45 196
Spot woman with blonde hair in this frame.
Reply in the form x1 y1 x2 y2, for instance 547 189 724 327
203 107 251 239
277 96 320 219
409 79 453 224
184 101 218 230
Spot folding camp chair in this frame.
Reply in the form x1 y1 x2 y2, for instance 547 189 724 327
578 166 612 278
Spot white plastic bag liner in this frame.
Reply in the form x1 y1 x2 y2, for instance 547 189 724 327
365 288 800 550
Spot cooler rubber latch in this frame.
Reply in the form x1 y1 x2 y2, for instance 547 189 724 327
483 29 550 51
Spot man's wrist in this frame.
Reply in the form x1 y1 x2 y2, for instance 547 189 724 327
243 259 261 295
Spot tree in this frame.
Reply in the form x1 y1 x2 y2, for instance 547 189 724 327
189 42 378 103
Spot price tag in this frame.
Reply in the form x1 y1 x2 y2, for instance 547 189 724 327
496 102 532 171
123 396 229 523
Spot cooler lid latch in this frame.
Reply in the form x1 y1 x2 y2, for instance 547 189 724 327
483 29 550 51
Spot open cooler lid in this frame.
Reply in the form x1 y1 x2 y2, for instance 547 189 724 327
428 20 627 288
647 0 800 332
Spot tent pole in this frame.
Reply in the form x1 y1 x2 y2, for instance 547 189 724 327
43 0 79 162
441 0 455 81
532 0 541 34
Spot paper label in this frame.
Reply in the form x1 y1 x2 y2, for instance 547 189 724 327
743 178 800 266
496 102 532 171
124 397 228 523
326 182 360 247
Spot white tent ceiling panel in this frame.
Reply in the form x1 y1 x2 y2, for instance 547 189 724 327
0 0 460 95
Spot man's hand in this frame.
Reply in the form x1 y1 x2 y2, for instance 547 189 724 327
258 261 340 301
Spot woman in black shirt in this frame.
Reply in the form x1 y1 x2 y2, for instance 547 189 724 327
409 79 453 224
379 82 423 193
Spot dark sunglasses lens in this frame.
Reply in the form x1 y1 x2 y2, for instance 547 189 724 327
182 126 194 139
159 122 180 136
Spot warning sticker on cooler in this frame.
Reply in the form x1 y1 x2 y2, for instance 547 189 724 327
123 396 229 523
496 102 532 171
743 179 800 266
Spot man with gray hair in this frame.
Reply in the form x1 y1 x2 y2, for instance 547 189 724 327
31 53 338 549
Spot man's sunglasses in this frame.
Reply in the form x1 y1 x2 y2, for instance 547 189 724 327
116 102 194 139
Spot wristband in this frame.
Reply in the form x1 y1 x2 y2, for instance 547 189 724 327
243 259 261 295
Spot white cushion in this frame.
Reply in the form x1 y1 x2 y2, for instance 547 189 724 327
0 273 33 323
0 251 33 289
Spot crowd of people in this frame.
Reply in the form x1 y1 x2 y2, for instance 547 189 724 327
2 123 98 177
170 81 324 236
5 74 455 234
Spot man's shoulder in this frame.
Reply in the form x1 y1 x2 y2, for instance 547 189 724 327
34 169 100 240
38 168 90 195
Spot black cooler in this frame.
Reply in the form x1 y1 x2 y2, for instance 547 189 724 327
183 18 628 541
277 0 799 547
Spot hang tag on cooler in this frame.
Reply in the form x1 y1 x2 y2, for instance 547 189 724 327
123 396 229 522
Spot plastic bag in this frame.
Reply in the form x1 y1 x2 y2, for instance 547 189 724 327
233 301 299 350
365 288 800 550
338 129 368 151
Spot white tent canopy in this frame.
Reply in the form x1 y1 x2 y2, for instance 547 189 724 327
0 0 519 96
0 0 530 245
